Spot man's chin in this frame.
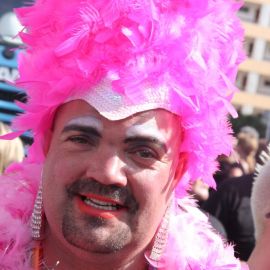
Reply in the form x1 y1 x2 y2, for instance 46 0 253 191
64 234 131 255
62 221 132 254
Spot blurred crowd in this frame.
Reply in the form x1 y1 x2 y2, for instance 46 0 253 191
190 125 269 262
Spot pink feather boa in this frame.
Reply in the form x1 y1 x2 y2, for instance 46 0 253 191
0 161 40 270
0 161 246 270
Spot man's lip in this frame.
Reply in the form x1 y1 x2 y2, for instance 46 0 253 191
75 197 125 219
78 193 125 207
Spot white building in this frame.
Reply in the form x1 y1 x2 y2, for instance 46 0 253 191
235 0 270 114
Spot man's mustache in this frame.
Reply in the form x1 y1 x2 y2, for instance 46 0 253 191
66 179 138 212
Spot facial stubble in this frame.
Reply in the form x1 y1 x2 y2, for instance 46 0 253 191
62 179 139 254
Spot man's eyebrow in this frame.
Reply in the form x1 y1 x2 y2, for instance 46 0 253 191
62 124 101 138
124 136 167 152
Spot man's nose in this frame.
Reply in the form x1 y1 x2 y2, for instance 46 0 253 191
86 151 127 187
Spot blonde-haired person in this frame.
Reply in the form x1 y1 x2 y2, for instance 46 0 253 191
235 126 259 174
248 144 270 270
0 121 24 174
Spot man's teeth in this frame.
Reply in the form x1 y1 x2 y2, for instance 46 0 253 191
83 197 119 210
90 198 117 206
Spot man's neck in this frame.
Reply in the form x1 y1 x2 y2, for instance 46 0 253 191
42 232 148 270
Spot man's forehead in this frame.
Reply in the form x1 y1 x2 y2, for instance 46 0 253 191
55 99 180 129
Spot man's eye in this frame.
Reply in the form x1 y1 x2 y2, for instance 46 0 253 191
68 135 92 145
130 147 159 160
136 149 156 159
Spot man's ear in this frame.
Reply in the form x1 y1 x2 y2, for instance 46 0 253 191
171 152 188 189
43 129 52 155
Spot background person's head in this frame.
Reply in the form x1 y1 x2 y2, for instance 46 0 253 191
235 126 259 174
248 145 270 270
237 126 259 156
251 145 270 240
0 122 24 174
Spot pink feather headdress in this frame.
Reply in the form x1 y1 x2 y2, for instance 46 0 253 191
13 0 245 192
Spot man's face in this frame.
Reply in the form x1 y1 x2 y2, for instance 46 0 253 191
42 100 184 259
